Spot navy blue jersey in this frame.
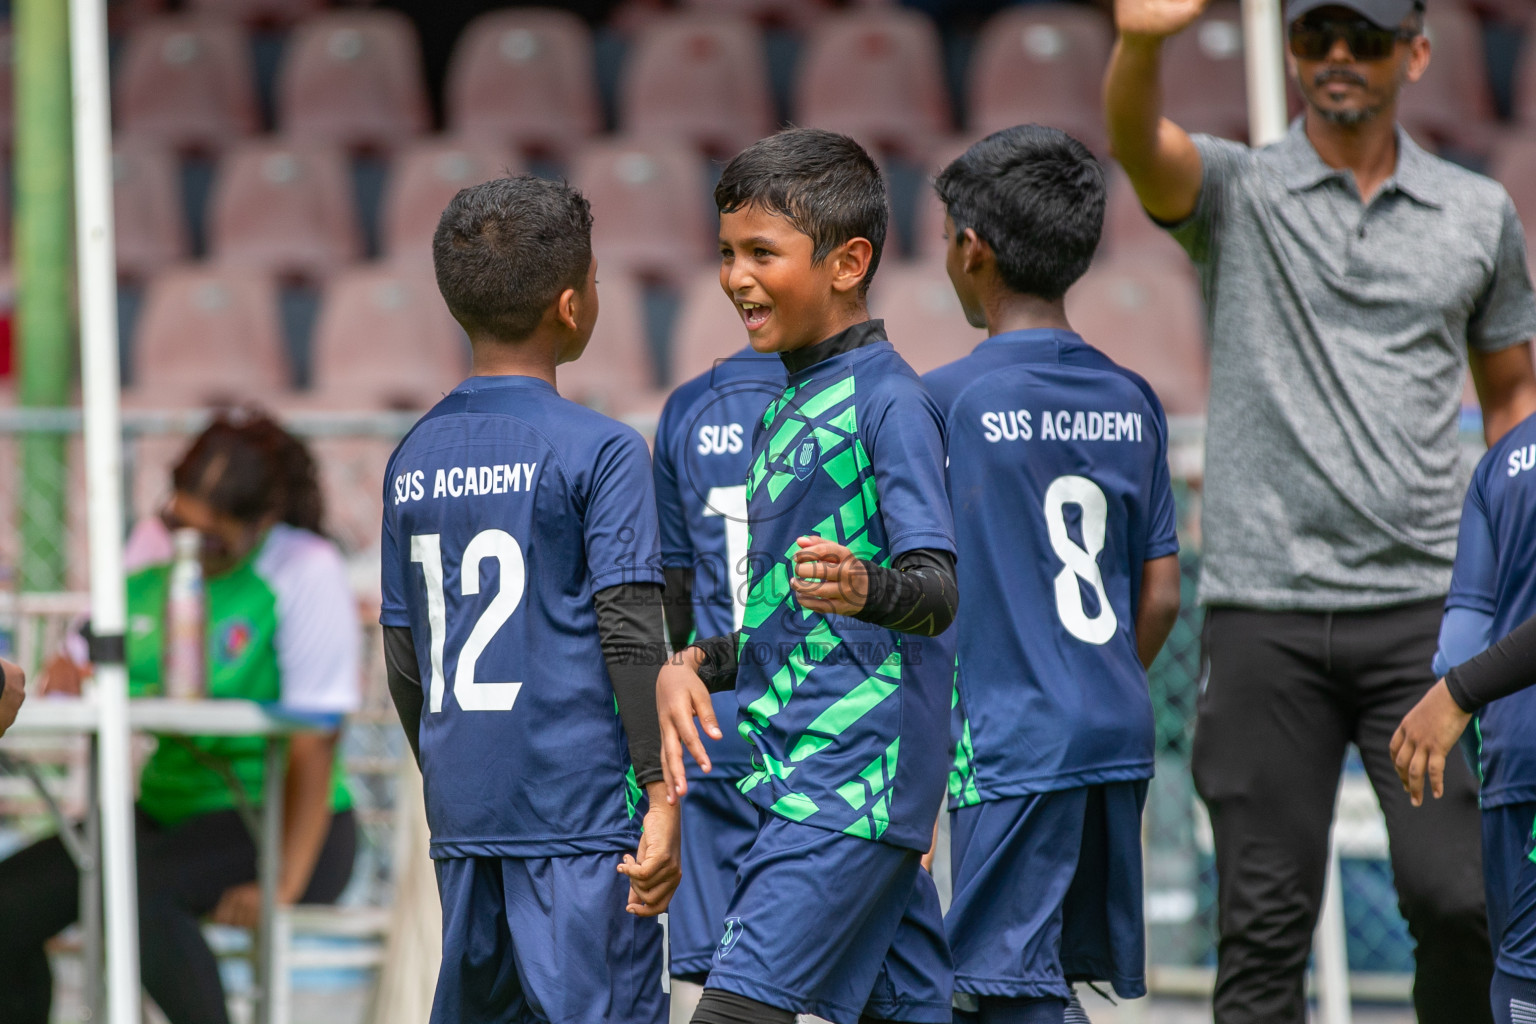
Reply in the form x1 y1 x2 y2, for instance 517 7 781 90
735 329 956 851
380 375 664 858
654 348 786 781
1444 411 1536 808
923 330 1180 805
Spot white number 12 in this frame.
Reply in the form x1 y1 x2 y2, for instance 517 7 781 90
410 530 525 712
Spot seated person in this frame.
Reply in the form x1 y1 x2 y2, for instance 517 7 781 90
0 409 362 1024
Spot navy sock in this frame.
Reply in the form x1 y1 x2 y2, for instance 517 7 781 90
977 996 1067 1024
1491 968 1536 1024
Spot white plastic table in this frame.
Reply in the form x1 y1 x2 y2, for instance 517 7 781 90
1 697 312 1024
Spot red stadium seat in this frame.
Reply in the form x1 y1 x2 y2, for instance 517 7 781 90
186 0 327 27
967 5 1113 155
1488 134 1536 239
1399 5 1497 155
868 260 986 375
114 144 190 281
1162 4 1248 142
115 15 260 151
445 9 601 160
678 0 827 31
672 268 749 385
794 8 951 158
208 140 362 280
908 136 980 262
1102 162 1192 268
620 13 775 160
557 273 660 415
128 265 291 405
277 10 430 152
1064 256 1209 417
381 138 523 267
572 139 714 286
309 266 469 410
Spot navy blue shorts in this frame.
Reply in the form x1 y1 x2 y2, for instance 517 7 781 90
948 781 1148 1001
1485 802 1536 982
704 813 952 1024
669 777 759 979
431 853 666 1024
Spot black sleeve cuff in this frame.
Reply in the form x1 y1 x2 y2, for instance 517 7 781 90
1443 611 1536 713
382 626 424 769
594 582 669 787
851 548 958 637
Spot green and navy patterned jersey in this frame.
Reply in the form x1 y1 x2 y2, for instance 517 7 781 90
734 320 956 851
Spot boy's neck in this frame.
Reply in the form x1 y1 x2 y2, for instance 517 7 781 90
469 334 561 385
780 314 877 374
985 291 1072 337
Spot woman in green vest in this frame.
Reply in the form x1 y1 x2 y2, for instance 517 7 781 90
0 411 362 1024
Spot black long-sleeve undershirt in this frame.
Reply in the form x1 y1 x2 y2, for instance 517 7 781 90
1445 610 1536 713
690 548 957 693
383 581 668 785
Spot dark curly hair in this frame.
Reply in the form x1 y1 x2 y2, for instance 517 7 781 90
171 408 324 535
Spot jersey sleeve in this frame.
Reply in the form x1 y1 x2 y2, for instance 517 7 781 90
1144 398 1180 561
865 377 956 559
380 448 409 628
1164 134 1252 267
586 428 666 591
1467 194 1536 354
272 536 363 716
1446 470 1499 616
652 393 695 570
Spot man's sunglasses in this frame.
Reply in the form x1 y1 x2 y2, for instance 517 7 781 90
1288 18 1418 61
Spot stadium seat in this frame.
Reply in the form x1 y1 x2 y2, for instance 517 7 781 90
1064 257 1209 417
208 140 362 280
186 0 327 26
967 5 1113 155
128 265 291 405
381 138 523 267
1399 4 1497 155
1102 163 1192 268
309 266 469 410
672 268 750 385
114 15 260 151
445 9 602 160
1162 4 1248 141
868 260 986 375
556 273 660 415
619 13 775 160
1488 133 1536 239
793 8 951 158
277 10 430 152
678 0 827 31
572 139 714 285
908 136 979 263
310 436 395 556
114 144 190 282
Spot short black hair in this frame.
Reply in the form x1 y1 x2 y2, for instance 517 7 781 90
935 125 1105 301
714 128 888 294
432 175 593 341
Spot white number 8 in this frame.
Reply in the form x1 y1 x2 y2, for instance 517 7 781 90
410 530 526 712
1043 475 1117 646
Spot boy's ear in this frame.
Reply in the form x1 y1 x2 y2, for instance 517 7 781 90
958 227 992 275
554 286 581 332
829 237 875 295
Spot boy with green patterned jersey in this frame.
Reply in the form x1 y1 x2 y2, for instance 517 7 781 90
657 128 958 1024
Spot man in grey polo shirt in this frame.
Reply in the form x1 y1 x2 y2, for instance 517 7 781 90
1106 0 1536 1020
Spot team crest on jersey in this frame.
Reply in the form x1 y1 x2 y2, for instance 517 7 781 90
792 437 819 481
216 620 254 664
717 917 744 959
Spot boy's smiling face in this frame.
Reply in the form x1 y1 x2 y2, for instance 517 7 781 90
718 203 867 355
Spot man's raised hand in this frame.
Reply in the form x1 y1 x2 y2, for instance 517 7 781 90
656 648 722 804
1114 0 1212 38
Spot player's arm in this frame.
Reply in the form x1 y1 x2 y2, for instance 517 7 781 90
382 626 424 767
656 632 735 803
1469 342 1536 448
1104 0 1209 224
0 658 24 736
791 540 959 637
1135 554 1181 668
662 566 696 653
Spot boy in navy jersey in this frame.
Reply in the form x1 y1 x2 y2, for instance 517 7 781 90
378 176 678 1024
652 348 785 1021
656 128 958 1024
922 126 1182 1023
1392 410 1536 1024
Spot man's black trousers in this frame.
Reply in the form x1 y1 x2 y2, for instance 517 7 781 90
1192 599 1492 1024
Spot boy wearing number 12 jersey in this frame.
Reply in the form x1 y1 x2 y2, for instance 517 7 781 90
378 177 677 1024
923 127 1182 1023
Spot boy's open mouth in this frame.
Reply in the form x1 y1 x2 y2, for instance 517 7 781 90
739 302 771 330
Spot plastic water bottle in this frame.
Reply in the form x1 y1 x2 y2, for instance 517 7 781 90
163 527 206 699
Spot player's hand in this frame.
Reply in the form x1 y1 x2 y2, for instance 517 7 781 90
619 784 682 916
40 654 86 697
791 536 869 617
0 658 24 736
657 648 722 804
1114 0 1212 39
1390 679 1473 807
211 883 269 930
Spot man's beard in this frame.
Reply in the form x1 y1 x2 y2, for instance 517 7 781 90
1310 68 1387 126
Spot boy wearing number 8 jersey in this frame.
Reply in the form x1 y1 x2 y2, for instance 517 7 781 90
379 177 677 1024
922 126 1182 1024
